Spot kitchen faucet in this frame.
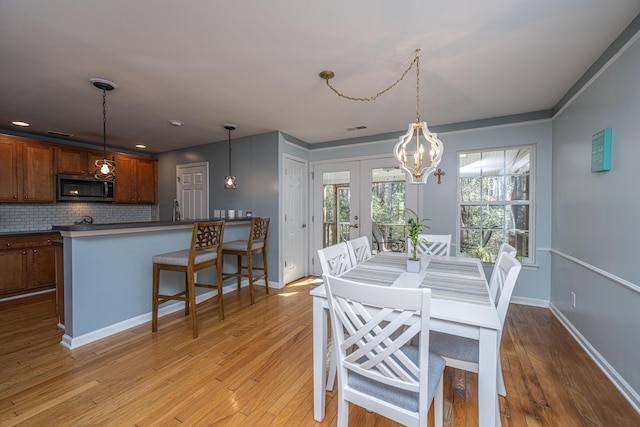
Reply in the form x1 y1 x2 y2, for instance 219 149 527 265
172 199 181 222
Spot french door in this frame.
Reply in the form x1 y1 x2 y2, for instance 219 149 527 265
311 157 418 275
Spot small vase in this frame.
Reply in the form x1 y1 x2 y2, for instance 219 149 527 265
407 258 421 273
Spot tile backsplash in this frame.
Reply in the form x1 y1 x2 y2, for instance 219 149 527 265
0 203 159 232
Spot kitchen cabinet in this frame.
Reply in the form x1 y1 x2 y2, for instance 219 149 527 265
0 135 55 202
114 154 158 204
0 233 59 297
57 146 113 177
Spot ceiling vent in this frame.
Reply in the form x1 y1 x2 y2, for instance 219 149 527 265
47 130 74 138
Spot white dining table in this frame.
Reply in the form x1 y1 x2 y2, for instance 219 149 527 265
311 252 502 427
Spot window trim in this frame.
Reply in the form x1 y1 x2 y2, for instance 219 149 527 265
456 143 536 264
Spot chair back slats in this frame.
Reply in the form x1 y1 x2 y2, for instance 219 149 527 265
488 244 517 301
498 242 517 258
189 221 224 266
408 234 451 257
251 218 270 244
317 243 353 276
195 222 224 250
324 274 431 395
490 253 522 327
347 236 372 265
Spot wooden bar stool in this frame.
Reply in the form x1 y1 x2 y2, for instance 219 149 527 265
221 217 270 304
152 220 224 338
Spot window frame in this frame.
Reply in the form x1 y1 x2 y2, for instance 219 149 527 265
456 144 536 264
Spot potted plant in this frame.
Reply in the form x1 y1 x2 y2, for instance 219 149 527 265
402 208 430 272
466 244 493 263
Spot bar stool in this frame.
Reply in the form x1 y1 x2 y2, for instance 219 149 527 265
221 217 270 304
152 220 224 338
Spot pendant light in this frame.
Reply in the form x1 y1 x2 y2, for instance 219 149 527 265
223 123 237 189
90 77 117 180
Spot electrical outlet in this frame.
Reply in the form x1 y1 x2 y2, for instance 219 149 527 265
571 292 576 308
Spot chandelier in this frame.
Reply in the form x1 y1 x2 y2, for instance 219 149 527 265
319 48 444 184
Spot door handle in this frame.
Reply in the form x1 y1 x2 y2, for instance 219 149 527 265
349 223 359 229
302 224 307 228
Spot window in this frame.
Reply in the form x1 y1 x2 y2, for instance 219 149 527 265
457 145 534 264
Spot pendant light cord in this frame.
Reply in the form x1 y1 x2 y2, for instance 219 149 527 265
227 127 232 175
102 89 107 160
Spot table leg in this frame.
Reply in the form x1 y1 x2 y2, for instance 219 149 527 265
478 327 500 427
313 296 328 421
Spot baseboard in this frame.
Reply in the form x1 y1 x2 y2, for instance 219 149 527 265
510 296 549 308
60 279 280 350
0 288 55 303
549 302 640 413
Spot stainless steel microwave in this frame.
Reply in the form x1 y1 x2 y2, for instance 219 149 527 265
57 174 115 202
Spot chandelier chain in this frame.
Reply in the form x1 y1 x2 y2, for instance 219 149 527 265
416 51 420 123
322 49 421 105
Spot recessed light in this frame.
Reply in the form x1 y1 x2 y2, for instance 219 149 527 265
12 121 29 127
169 120 184 127
135 144 147 149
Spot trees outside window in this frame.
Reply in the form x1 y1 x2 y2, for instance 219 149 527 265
458 145 534 263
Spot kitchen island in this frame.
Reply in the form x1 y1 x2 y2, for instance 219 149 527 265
53 219 255 349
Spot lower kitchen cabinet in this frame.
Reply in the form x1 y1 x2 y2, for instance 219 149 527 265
0 234 59 298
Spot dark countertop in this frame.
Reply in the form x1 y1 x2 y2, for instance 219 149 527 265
51 218 254 232
0 230 61 238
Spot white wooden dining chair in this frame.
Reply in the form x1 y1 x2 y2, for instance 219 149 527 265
407 233 451 257
317 242 353 276
429 252 521 400
346 236 372 265
317 242 354 393
498 242 517 258
324 274 446 427
489 243 517 300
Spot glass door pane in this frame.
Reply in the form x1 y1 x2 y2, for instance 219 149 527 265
360 158 419 257
370 167 407 252
312 161 360 275
321 171 351 247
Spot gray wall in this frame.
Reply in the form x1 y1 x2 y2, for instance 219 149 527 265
551 36 640 397
156 131 280 284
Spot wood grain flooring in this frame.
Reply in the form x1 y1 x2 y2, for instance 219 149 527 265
0 277 638 426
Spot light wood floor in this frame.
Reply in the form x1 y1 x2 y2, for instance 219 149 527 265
1 277 638 426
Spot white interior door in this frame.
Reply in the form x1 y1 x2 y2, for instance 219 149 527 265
283 156 308 284
176 162 209 220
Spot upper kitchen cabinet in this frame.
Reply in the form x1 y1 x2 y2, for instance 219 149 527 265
0 135 54 203
57 146 114 177
114 154 158 204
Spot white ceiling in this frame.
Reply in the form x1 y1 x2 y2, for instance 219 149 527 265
1 1 639 154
